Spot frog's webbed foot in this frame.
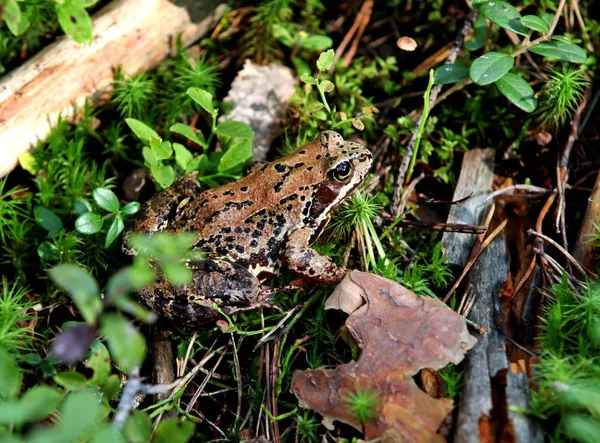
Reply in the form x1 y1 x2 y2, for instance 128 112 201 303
281 228 348 285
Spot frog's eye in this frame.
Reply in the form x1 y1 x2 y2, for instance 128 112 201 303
331 161 353 182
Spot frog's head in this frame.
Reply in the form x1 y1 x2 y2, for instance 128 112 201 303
308 131 373 221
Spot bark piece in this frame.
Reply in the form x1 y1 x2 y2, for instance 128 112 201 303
220 60 296 161
0 0 228 178
292 271 476 441
442 148 495 267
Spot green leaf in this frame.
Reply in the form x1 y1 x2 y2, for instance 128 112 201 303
142 146 158 167
540 12 554 30
218 139 253 172
152 165 175 189
55 1 93 44
93 188 120 213
520 15 549 34
126 118 160 143
300 74 318 85
495 72 537 113
105 214 124 248
169 123 206 148
0 348 22 399
91 424 127 443
161 263 192 286
48 264 102 325
88 342 110 386
433 63 469 84
173 143 194 170
479 1 528 36
38 242 60 261
1 0 22 36
319 79 335 92
102 374 121 400
465 13 486 51
151 139 173 161
75 212 103 234
125 410 152 443
352 119 365 131
529 40 586 63
54 371 89 391
316 48 335 71
300 35 333 51
153 418 195 443
0 385 62 426
34 206 63 236
216 120 255 139
122 201 141 216
74 198 93 215
469 52 514 85
100 313 147 372
187 87 214 114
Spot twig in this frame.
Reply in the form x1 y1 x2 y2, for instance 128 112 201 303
511 0 567 58
390 220 488 234
528 229 597 278
390 9 477 216
231 335 243 430
478 184 551 207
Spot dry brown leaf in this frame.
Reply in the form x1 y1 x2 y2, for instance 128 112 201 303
292 271 476 441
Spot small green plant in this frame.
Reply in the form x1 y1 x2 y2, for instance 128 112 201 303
74 187 140 248
126 87 255 189
433 2 588 114
112 68 157 119
344 386 380 426
0 278 36 354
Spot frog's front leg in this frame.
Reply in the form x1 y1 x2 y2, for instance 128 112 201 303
280 227 347 285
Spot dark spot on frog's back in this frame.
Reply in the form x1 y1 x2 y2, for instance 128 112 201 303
274 163 286 173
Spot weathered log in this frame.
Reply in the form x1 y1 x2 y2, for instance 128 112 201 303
0 0 228 178
441 148 495 267
445 149 543 443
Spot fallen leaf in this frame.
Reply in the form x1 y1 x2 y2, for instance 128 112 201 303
292 271 476 441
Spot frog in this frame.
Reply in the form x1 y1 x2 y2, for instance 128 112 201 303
123 130 373 328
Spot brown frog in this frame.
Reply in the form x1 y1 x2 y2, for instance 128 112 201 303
123 131 372 328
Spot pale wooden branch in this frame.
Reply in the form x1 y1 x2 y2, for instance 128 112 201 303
0 0 228 178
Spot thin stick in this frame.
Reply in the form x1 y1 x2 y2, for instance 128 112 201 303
478 184 551 207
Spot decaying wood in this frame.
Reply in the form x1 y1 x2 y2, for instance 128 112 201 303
445 150 543 443
441 148 495 267
0 0 228 178
573 170 600 271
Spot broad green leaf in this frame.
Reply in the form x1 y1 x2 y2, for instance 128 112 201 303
540 12 554 30
433 63 469 84
113 293 158 324
495 73 537 113
75 212 103 234
93 188 120 213
0 385 62 426
102 374 121 400
216 120 255 139
55 1 93 44
319 80 335 92
161 262 193 286
465 13 486 51
0 348 22 399
2 0 22 36
300 74 318 85
91 424 127 443
316 48 335 72
54 371 89 391
88 342 110 386
563 415 600 443
74 198 93 215
218 139 253 173
152 165 175 189
150 139 173 161
121 201 140 216
469 52 514 85
34 206 63 236
126 118 160 143
38 242 60 260
529 40 586 63
101 313 147 373
142 146 158 167
520 15 549 34
173 143 194 171
18 151 37 174
170 123 206 148
153 418 195 443
301 35 333 51
479 1 528 36
48 264 101 325
125 410 152 443
105 214 124 248
187 87 214 114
